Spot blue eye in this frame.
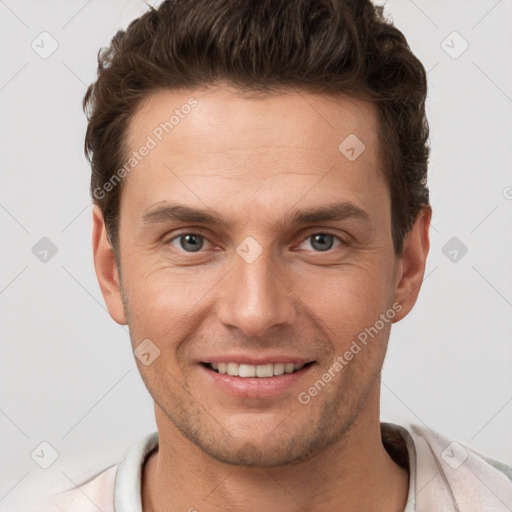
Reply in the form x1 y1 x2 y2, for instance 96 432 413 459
301 233 342 252
169 233 206 252
166 231 344 255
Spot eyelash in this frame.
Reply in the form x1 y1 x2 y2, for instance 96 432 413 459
165 230 348 254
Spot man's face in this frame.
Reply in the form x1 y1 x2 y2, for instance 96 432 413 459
98 87 414 465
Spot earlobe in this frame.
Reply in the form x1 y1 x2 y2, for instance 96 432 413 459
91 205 127 325
392 205 432 323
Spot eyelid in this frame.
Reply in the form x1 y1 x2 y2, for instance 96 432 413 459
300 228 350 241
296 226 352 244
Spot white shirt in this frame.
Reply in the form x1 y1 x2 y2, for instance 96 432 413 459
18 423 512 511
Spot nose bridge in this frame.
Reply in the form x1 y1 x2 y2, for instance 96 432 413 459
218 237 296 337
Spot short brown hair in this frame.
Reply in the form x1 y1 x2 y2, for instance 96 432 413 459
83 0 430 255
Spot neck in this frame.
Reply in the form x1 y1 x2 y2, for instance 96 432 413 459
142 396 409 512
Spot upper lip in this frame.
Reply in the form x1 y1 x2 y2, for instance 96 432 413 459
200 354 315 365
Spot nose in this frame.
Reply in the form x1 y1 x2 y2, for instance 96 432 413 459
216 243 297 338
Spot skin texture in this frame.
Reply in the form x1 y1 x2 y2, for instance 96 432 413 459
92 86 431 511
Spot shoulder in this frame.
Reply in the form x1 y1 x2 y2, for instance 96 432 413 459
14 431 159 512
404 423 512 509
16 465 118 512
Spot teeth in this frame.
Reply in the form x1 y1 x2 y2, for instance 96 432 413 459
273 363 285 376
227 362 239 376
256 364 273 378
285 363 295 374
239 364 256 377
209 362 307 377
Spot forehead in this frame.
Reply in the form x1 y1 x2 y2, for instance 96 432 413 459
126 86 379 162
121 86 386 223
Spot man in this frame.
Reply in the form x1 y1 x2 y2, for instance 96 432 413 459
22 0 512 510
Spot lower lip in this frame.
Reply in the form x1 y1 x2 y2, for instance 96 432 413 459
199 363 315 399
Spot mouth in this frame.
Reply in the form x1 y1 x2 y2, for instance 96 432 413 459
201 361 315 378
199 359 317 398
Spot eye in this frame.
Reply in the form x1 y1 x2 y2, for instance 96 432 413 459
298 232 343 252
168 233 211 252
166 231 346 255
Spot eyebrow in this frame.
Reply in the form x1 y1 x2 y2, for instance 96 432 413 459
140 201 372 229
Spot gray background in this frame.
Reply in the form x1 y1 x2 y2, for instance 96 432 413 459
1 0 511 508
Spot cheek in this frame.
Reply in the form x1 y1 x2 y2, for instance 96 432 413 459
293 261 394 339
301 270 394 394
124 250 216 306
121 262 223 346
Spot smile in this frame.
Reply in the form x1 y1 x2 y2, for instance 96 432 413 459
203 362 313 377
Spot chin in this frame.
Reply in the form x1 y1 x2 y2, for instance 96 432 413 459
199 439 308 467
187 418 332 467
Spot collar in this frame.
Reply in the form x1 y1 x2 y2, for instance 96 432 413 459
113 423 416 512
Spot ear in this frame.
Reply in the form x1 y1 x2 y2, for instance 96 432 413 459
92 205 127 325
392 205 432 323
